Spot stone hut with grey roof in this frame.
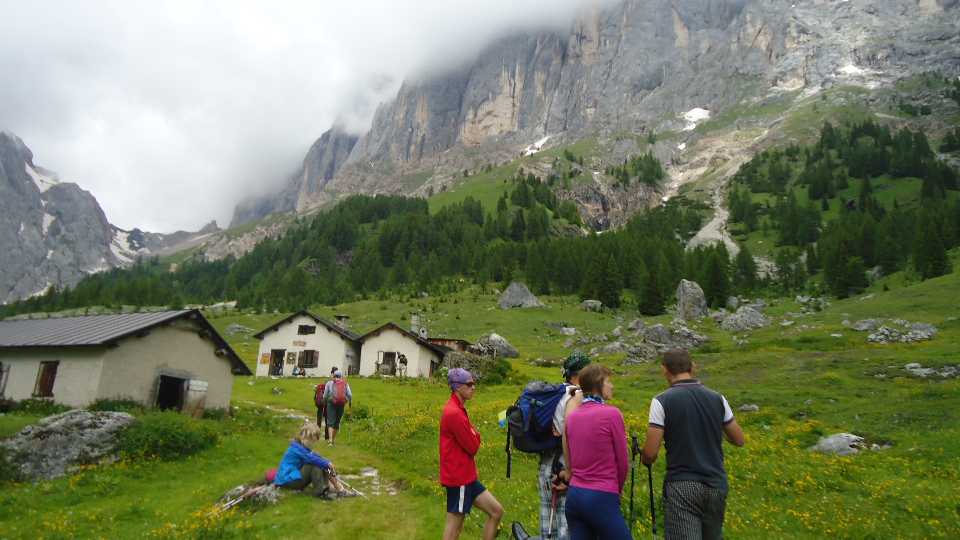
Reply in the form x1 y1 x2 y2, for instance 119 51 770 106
0 310 250 413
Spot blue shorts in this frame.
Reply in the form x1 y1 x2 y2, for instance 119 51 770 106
445 480 486 514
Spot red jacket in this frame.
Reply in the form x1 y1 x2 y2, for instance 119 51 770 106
439 393 481 486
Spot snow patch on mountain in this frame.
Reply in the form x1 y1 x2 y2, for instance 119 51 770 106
682 108 711 131
522 135 551 156
42 213 56 235
110 229 145 264
25 163 59 192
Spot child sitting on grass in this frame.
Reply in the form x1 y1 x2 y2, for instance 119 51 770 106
274 423 349 499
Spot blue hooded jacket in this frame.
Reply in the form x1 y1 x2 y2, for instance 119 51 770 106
274 441 331 486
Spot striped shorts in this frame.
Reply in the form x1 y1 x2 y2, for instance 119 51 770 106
663 481 727 540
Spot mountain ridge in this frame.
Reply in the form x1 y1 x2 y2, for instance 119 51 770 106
232 0 960 226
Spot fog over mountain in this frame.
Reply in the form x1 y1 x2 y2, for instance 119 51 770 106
0 0 611 232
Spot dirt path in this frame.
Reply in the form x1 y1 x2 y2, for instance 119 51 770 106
663 127 771 256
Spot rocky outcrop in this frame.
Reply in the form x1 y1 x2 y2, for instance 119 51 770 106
0 410 135 481
848 318 939 343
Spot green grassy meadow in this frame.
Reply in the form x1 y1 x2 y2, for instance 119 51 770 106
3 268 960 539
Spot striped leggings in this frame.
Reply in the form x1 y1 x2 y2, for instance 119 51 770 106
663 481 727 540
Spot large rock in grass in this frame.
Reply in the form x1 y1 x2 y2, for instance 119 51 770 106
639 322 709 352
498 282 544 309
0 410 135 481
581 300 603 312
477 333 519 358
720 306 770 332
810 433 865 456
676 279 708 321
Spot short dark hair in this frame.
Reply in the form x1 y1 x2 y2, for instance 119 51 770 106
578 364 613 395
662 349 693 375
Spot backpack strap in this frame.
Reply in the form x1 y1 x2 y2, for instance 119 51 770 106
505 424 512 479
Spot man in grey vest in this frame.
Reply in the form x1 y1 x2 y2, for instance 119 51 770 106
641 349 745 540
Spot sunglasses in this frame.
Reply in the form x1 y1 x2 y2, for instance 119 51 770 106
463 382 476 388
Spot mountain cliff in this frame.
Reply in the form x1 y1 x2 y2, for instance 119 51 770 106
232 0 960 226
0 132 221 303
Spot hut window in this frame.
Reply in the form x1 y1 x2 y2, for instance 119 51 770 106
298 325 317 335
33 361 59 398
298 350 318 369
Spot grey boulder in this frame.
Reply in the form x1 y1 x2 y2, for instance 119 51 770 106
498 282 545 309
810 433 866 456
720 306 770 332
581 300 603 312
676 279 708 320
478 333 519 358
0 410 135 481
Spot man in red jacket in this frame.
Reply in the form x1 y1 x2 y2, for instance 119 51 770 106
440 368 504 540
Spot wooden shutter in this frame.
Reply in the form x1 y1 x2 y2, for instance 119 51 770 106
33 361 59 397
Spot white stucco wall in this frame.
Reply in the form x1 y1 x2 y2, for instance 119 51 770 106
96 320 236 410
0 349 104 407
255 315 358 377
358 327 441 378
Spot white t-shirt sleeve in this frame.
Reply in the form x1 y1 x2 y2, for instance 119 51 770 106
648 398 665 427
721 395 734 424
553 386 578 434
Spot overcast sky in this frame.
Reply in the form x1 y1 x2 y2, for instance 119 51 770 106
0 0 609 232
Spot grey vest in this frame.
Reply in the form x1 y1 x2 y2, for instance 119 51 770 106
654 379 729 491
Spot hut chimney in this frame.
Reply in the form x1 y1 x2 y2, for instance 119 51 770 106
334 314 350 329
410 313 420 335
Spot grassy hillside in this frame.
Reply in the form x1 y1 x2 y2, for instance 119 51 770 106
3 266 959 538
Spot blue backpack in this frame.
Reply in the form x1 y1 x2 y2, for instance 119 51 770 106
505 381 568 478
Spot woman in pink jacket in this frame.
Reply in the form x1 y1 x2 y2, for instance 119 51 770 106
561 363 631 539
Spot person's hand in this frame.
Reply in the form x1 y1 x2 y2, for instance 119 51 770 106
556 469 571 484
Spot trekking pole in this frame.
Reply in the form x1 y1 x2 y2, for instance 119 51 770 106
646 463 657 539
333 475 368 499
547 489 558 538
630 434 639 535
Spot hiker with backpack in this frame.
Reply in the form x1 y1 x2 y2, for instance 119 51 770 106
322 369 352 446
440 368 504 540
273 423 350 499
510 352 591 540
561 363 631 540
641 349 745 540
315 366 338 439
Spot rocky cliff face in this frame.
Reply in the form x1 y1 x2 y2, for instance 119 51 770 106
231 125 358 226
0 132 221 303
236 0 960 225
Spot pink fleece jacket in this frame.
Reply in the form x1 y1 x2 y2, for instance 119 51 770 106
565 401 629 495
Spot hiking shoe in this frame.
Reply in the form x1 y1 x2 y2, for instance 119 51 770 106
318 490 339 500
511 522 532 540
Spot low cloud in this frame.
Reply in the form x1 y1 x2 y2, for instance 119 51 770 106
0 0 611 232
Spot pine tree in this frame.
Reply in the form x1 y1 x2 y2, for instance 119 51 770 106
913 212 951 279
510 210 527 242
598 254 623 309
704 250 731 308
843 256 869 297
639 252 668 315
733 247 758 292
